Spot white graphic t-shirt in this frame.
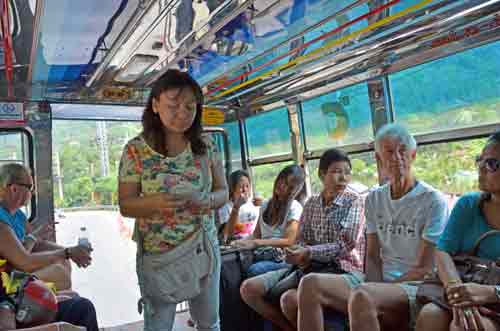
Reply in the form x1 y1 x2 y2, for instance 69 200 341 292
365 181 449 280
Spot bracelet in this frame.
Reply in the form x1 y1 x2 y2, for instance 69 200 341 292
209 194 215 209
64 248 71 259
25 234 37 243
446 279 461 288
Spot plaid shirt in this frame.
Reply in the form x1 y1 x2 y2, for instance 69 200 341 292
298 190 366 273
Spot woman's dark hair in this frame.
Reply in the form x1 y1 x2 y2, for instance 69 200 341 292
318 148 351 178
228 170 250 200
479 130 500 208
262 165 305 226
142 69 206 155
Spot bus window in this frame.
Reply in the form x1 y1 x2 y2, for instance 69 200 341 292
251 161 294 200
301 82 373 151
390 41 500 135
221 121 243 171
246 107 292 159
414 138 486 198
0 130 34 218
308 151 377 195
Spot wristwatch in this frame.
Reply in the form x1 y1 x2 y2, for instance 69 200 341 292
495 286 500 302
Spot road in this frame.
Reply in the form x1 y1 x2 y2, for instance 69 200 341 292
56 210 142 328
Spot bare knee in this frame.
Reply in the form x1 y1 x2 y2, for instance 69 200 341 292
240 278 265 305
415 303 450 331
348 287 377 318
298 273 322 302
280 290 298 313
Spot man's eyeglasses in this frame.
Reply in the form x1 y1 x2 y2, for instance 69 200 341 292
475 156 500 173
10 183 35 192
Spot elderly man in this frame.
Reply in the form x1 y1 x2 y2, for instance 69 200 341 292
0 163 88 290
297 123 449 331
0 163 98 330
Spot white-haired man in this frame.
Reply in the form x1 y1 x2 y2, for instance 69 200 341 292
0 163 90 289
296 123 449 331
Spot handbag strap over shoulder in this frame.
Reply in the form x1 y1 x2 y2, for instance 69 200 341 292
470 230 500 256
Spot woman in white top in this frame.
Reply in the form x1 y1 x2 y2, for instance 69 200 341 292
218 170 261 242
233 165 305 277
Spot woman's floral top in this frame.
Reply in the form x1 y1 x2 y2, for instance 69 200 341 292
118 134 220 253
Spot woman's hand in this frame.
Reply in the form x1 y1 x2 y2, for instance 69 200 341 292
231 239 257 250
68 244 92 268
252 196 263 207
447 283 497 307
450 306 484 331
284 246 311 267
148 192 187 210
233 195 247 209
175 191 212 215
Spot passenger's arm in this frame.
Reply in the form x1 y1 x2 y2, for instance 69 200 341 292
222 197 250 240
232 220 298 250
391 239 435 282
118 182 185 218
436 249 462 287
307 198 365 262
251 221 262 239
23 235 37 252
253 219 299 248
0 223 66 272
365 233 383 282
208 151 229 209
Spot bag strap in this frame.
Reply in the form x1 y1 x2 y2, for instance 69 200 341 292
471 230 500 256
195 152 211 233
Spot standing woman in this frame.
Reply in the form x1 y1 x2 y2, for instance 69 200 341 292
118 69 228 331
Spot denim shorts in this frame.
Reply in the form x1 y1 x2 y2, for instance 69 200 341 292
252 267 291 292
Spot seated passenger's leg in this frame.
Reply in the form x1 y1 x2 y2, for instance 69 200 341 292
240 269 294 331
348 283 411 331
415 303 451 331
33 263 72 290
247 261 289 278
280 289 298 328
0 302 16 331
56 296 99 331
297 273 353 331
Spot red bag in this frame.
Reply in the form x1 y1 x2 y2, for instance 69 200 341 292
13 273 58 328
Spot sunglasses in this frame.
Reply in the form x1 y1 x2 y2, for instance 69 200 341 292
475 156 500 173
10 182 35 192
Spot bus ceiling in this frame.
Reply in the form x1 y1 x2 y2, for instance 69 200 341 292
1 0 500 122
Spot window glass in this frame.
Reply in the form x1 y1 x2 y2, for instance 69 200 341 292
414 138 486 196
301 82 373 150
251 161 294 199
246 108 292 158
0 130 33 218
390 41 500 134
308 151 377 194
221 121 243 170
52 121 141 208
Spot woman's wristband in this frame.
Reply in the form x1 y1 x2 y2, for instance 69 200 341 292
209 194 215 209
445 279 461 289
25 234 37 243
64 247 71 260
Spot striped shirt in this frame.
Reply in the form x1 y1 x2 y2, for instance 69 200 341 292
299 190 366 273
